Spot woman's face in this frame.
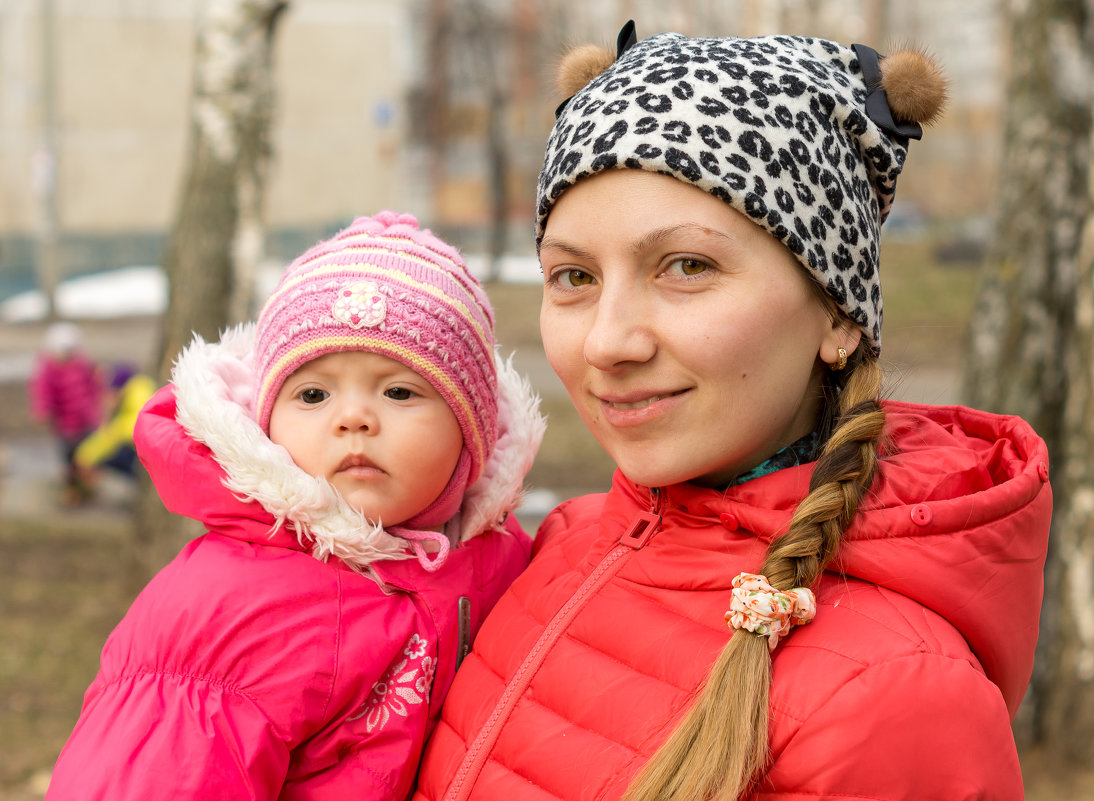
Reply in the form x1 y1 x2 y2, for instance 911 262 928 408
539 169 854 489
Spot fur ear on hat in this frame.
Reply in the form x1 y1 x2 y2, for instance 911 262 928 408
881 46 949 126
556 43 616 98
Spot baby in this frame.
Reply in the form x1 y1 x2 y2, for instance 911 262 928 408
46 211 545 800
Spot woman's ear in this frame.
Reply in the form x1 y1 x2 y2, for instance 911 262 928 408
818 319 863 369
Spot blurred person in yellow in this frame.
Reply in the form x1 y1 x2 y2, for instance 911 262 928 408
74 362 156 484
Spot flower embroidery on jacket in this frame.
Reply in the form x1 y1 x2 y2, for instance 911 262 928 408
404 633 429 660
351 634 435 733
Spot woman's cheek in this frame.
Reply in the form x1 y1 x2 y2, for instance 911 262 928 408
541 310 582 380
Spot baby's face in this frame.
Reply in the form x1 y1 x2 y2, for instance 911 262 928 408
269 351 462 527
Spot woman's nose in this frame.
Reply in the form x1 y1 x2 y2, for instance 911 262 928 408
582 283 656 370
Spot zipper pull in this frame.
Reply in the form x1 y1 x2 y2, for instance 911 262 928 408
456 596 472 669
621 507 662 549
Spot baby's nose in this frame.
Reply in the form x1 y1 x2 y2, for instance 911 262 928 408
335 399 378 433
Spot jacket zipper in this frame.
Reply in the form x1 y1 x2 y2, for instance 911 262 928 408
442 490 664 801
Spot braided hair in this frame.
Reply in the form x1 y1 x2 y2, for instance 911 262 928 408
622 348 885 801
540 25 946 801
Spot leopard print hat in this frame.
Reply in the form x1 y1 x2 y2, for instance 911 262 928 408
535 22 947 353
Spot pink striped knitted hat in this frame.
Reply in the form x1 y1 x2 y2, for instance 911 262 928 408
253 211 497 528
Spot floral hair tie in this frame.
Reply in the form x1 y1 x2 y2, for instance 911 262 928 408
725 572 817 652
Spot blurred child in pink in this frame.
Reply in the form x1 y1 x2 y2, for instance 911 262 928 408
28 321 103 504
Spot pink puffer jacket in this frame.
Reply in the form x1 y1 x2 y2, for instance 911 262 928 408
46 325 545 801
29 352 102 438
415 402 1051 801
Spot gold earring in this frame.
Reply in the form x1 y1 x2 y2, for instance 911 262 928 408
831 347 848 371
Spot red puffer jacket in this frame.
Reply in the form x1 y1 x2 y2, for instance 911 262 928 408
415 401 1051 801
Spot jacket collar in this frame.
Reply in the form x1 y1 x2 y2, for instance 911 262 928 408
597 400 1051 718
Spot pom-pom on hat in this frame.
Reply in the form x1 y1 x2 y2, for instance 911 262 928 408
537 22 948 354
253 211 497 528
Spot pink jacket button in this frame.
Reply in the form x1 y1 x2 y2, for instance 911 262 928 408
1038 462 1049 482
719 513 739 531
910 504 933 526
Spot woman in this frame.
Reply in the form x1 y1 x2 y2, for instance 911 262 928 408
414 23 1050 801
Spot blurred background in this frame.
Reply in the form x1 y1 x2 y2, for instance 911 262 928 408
0 0 997 294
2 0 1093 798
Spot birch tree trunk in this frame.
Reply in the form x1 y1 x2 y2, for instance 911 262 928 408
1048 12 1094 756
962 0 1092 752
464 0 508 282
134 0 289 582
157 0 288 376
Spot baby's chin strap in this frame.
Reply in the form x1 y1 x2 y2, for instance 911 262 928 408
390 526 451 572
385 450 469 572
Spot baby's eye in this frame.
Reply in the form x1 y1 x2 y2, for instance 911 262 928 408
384 387 415 401
300 388 328 404
551 268 595 288
665 257 710 277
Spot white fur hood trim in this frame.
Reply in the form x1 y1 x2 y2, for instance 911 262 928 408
171 323 546 569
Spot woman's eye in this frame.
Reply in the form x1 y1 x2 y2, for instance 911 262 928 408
666 257 710 277
385 387 414 401
300 388 328 404
552 268 595 288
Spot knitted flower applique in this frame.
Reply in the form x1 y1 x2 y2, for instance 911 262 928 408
332 280 386 329
351 633 435 732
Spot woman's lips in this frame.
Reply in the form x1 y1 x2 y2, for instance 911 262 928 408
606 392 678 410
597 389 689 426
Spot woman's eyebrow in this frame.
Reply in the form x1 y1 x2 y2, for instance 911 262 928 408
538 237 597 261
631 223 736 255
540 223 738 260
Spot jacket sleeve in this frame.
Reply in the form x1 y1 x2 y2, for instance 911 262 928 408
72 418 128 468
759 653 1024 801
45 535 308 801
73 376 156 468
45 671 291 801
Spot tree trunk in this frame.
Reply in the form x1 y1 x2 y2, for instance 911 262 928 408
134 0 289 581
466 0 508 282
425 0 450 223
962 0 1092 752
1045 2 1094 757
484 82 509 283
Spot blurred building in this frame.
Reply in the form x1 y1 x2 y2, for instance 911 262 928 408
405 0 1006 250
0 0 1004 299
0 0 412 298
